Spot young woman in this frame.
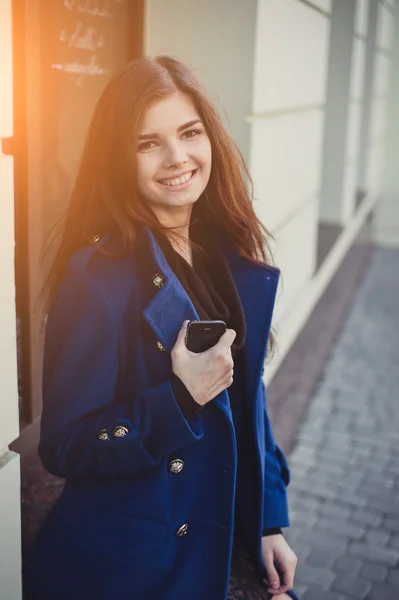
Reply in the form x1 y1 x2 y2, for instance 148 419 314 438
29 56 299 600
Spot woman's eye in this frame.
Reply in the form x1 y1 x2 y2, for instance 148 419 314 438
138 141 156 152
182 129 201 139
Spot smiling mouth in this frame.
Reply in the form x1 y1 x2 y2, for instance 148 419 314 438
158 170 197 187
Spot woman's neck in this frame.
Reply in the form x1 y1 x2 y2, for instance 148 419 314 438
153 206 193 266
168 231 193 267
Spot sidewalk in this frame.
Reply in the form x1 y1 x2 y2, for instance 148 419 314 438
285 247 399 600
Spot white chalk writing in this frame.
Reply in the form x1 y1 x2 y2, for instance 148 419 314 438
59 22 104 51
63 0 123 19
51 55 108 86
52 0 123 86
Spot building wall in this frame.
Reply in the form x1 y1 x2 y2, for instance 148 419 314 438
359 0 394 195
376 2 399 247
144 0 258 162
249 0 331 326
0 0 22 597
144 0 397 381
248 0 397 381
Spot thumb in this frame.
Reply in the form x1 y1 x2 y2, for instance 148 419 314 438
264 555 280 591
175 320 190 348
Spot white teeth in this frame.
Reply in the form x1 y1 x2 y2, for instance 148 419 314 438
161 171 193 186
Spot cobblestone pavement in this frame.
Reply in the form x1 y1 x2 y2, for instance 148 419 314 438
285 248 399 600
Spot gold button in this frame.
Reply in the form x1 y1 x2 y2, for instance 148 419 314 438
91 234 101 244
97 428 109 441
169 459 184 474
176 523 189 537
156 341 166 352
112 425 129 438
152 273 164 288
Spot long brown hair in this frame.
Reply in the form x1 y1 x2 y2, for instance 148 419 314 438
41 55 274 313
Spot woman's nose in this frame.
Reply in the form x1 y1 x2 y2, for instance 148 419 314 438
164 142 187 168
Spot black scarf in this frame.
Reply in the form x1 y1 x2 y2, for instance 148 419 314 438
154 220 246 355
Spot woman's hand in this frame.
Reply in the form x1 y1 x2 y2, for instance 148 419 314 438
171 320 236 406
261 534 297 596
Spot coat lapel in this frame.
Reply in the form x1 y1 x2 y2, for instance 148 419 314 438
141 227 232 418
141 227 279 419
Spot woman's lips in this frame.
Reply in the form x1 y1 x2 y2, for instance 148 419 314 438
158 169 197 190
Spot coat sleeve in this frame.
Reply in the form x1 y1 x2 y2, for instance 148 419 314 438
39 272 203 479
262 384 291 529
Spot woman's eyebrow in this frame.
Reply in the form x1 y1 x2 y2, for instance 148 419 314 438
138 119 202 141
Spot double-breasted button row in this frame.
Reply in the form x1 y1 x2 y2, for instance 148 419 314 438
96 425 130 441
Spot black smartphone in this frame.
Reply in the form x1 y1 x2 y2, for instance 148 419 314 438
185 320 227 353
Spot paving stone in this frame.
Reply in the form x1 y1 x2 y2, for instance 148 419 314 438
367 582 399 600
366 497 399 516
352 509 383 529
303 587 343 600
298 530 348 553
387 568 399 585
314 461 346 477
319 503 351 521
349 543 399 566
293 583 308 598
316 517 365 540
364 529 391 547
335 491 368 509
306 547 339 569
388 534 399 551
334 555 362 574
333 575 371 599
359 561 388 583
295 563 335 589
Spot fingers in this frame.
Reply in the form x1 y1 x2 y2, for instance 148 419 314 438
209 369 234 397
263 554 280 593
277 560 296 593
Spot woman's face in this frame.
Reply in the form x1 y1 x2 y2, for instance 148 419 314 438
136 91 212 223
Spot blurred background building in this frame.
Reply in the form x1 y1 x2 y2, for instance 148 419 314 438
0 0 398 597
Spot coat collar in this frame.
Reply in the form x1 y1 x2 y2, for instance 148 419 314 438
141 226 280 416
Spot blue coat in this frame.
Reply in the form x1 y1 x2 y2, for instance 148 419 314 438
29 227 297 600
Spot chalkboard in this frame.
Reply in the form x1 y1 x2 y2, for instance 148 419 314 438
39 0 130 235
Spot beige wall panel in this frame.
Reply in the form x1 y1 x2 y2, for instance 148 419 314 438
350 38 367 100
370 97 388 142
355 0 369 36
366 142 385 192
253 0 330 112
374 53 391 96
375 194 399 228
376 4 395 52
0 0 13 137
0 454 22 600
270 198 319 319
250 110 324 231
0 156 19 451
341 161 358 223
346 102 363 163
145 0 257 160
306 0 332 12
